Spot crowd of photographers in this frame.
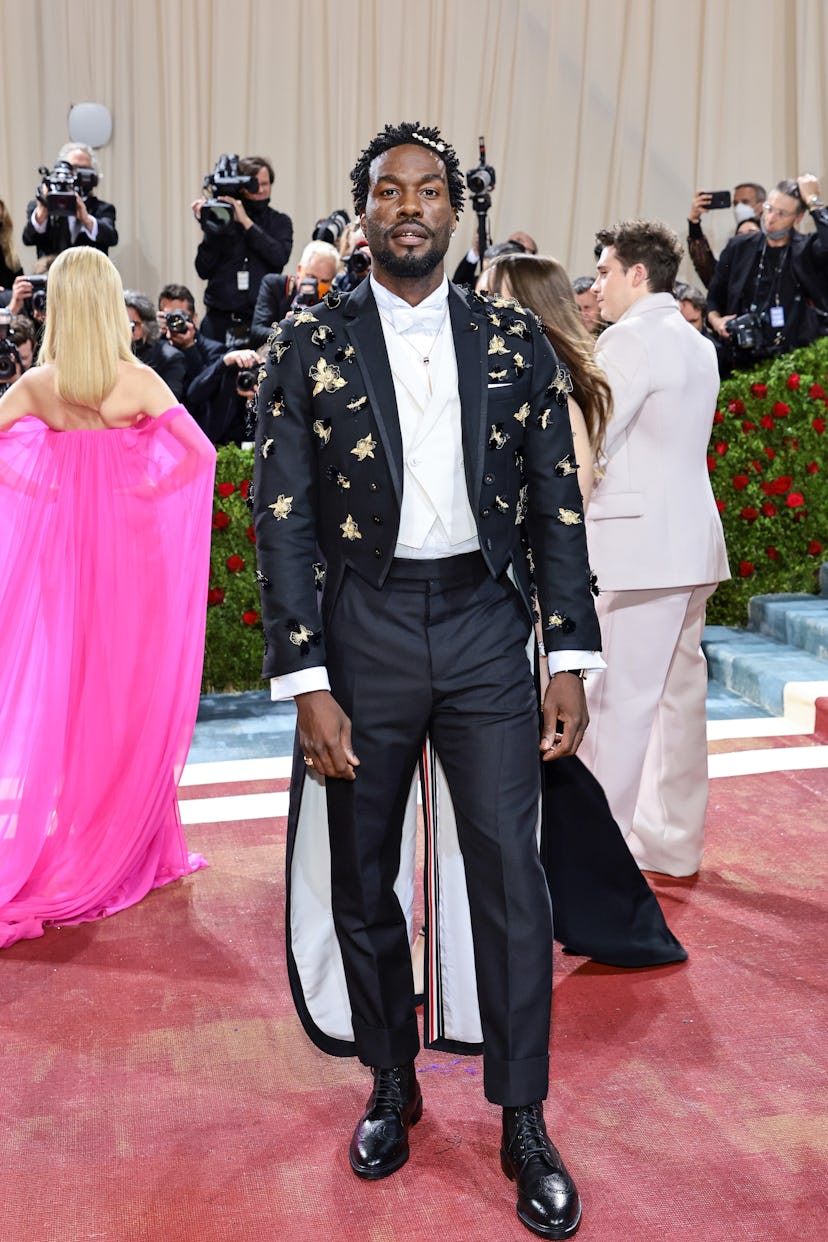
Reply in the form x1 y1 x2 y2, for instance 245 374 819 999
2 142 828 415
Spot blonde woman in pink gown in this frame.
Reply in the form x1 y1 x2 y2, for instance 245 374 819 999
0 248 216 948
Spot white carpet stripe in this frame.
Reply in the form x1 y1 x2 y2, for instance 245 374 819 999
709 746 828 779
179 790 290 824
180 755 293 786
706 717 811 741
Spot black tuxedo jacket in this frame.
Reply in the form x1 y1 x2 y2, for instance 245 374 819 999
21 197 118 257
252 278 601 679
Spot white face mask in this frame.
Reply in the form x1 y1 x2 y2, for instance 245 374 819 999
761 217 791 242
734 201 756 225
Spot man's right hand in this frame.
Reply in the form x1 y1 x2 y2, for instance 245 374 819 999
708 311 737 339
295 690 360 780
8 276 32 315
191 197 206 222
689 190 712 224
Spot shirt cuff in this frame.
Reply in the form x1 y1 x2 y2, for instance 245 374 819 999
270 667 331 701
546 650 606 679
80 216 99 240
30 208 47 234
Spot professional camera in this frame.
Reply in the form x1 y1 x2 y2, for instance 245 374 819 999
0 310 22 385
235 367 258 393
27 275 47 315
465 139 496 199
292 277 320 309
161 309 192 335
332 246 371 293
313 210 350 246
36 161 83 216
725 310 773 353
200 154 259 235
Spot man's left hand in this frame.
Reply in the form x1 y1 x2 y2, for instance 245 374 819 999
797 173 821 205
75 194 94 231
539 671 589 761
221 196 252 228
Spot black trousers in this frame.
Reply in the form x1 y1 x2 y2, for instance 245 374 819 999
324 553 553 1106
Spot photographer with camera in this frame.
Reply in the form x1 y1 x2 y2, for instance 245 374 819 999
192 155 292 347
686 182 765 288
706 174 828 375
250 240 340 345
124 291 186 401
21 144 118 258
185 343 261 446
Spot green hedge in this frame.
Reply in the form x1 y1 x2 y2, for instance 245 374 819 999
203 339 828 688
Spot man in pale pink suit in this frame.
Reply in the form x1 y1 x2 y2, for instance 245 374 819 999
580 220 730 877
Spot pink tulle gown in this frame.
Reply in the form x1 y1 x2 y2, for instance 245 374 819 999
0 406 216 948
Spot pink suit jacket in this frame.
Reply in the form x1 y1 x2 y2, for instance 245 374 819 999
588 293 730 592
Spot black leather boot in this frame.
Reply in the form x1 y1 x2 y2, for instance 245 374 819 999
349 1062 423 1179
501 1102 582 1238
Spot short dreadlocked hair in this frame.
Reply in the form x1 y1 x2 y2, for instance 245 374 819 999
350 122 466 216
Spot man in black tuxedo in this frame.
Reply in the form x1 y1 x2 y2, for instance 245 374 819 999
21 144 118 258
253 122 601 1240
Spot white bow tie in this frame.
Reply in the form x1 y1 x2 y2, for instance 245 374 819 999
387 303 448 336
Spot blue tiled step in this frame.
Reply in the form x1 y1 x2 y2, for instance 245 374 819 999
748 594 828 660
702 625 828 718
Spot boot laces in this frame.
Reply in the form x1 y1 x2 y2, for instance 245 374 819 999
509 1103 552 1165
371 1067 406 1113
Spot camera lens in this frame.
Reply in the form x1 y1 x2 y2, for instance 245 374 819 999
200 202 235 235
236 368 257 392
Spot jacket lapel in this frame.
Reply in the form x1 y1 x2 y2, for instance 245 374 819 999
343 281 403 505
449 283 488 509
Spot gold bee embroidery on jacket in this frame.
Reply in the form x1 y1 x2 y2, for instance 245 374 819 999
487 313 501 328
548 611 565 628
515 484 528 525
337 344 356 363
488 334 509 356
505 320 529 338
261 438 274 458
270 340 291 363
268 494 293 520
346 395 368 412
293 308 319 326
257 364 267 384
489 368 508 382
310 358 347 396
313 419 332 445
489 424 509 450
335 472 351 489
351 433 376 460
289 623 314 647
526 547 536 574
556 508 582 525
512 353 525 376
267 324 283 342
311 325 335 347
538 407 553 430
549 364 574 404
494 495 510 513
340 514 362 540
555 455 578 476
514 403 530 425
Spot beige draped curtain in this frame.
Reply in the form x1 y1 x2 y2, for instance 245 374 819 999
1 0 827 302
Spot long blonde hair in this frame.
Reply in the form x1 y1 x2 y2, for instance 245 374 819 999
37 248 136 407
486 253 611 454
0 197 21 274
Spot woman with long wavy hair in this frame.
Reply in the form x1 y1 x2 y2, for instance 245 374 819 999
483 252 612 505
0 247 215 948
0 196 22 291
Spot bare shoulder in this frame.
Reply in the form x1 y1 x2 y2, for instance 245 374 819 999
0 367 50 429
114 360 180 418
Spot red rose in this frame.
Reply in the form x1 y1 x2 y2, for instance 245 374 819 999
770 475 792 494
242 610 260 626
715 441 729 456
772 402 791 418
760 415 774 430
814 417 826 434
807 540 823 556
750 383 768 398
741 421 756 433
226 554 245 572
740 506 759 521
739 561 755 577
732 474 749 490
808 383 825 399
707 454 716 473
713 409 724 424
246 524 256 544
212 510 231 530
239 479 251 499
786 373 800 390
727 399 746 415
786 492 805 508
207 587 226 606
806 461 820 474
750 459 763 473
716 498 726 513
761 501 777 516
764 447 776 459
766 546 780 561
217 482 236 498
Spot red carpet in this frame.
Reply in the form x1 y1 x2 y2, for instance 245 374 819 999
3 743 827 1242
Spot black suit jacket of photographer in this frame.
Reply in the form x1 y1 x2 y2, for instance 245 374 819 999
195 200 293 318
706 205 828 347
251 274 294 346
21 196 118 258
